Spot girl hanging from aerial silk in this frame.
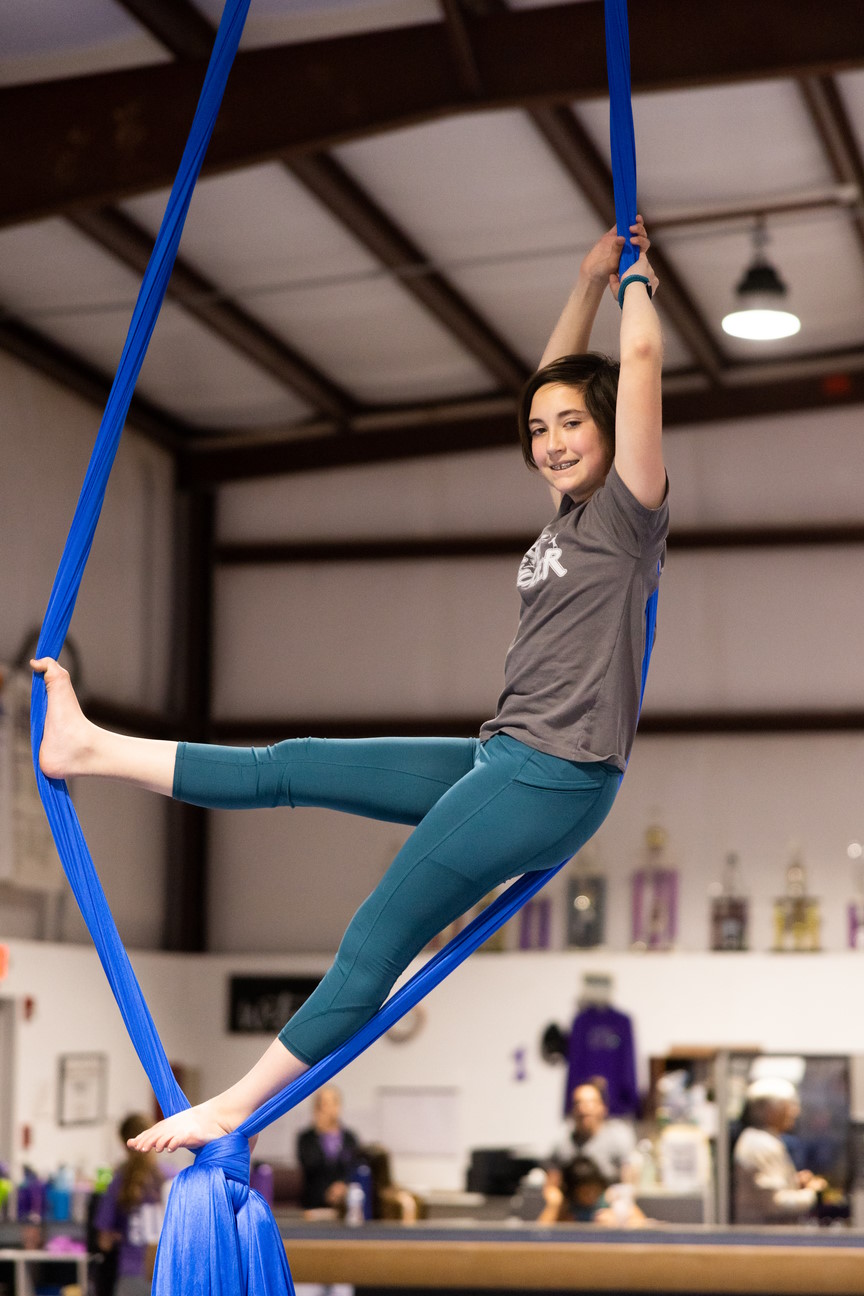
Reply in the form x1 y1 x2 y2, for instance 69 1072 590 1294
32 218 666 1156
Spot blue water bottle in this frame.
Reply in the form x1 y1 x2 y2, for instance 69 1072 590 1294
355 1163 373 1221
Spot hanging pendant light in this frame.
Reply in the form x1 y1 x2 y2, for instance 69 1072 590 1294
722 218 801 341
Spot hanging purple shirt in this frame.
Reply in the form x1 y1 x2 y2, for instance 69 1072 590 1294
564 1005 639 1117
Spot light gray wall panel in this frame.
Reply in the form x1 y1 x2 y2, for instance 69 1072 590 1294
643 547 864 712
213 558 517 719
1 353 173 947
1 352 175 711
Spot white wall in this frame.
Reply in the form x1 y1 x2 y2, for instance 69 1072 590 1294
6 365 864 1192
206 729 864 958
0 941 184 1181
0 353 174 947
213 405 864 728
206 402 864 954
5 937 864 1191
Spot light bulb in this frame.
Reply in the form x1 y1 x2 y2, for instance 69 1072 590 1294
722 308 801 340
723 219 801 341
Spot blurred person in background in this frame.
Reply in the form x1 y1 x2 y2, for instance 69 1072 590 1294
95 1113 166 1296
551 1079 636 1183
539 1155 646 1227
733 1078 826 1224
361 1144 425 1221
297 1085 362 1216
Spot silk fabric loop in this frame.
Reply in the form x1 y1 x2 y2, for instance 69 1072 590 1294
30 0 252 1124
30 1 646 1292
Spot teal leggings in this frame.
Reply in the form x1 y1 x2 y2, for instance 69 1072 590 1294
173 732 621 1064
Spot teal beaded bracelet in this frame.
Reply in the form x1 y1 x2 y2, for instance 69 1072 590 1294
618 274 653 308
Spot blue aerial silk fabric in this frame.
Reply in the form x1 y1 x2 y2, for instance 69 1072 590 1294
29 1 646 1293
605 0 640 277
29 0 251 1124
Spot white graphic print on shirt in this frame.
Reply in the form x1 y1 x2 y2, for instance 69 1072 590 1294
517 530 568 590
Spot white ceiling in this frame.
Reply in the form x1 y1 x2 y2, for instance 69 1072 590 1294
1 0 863 452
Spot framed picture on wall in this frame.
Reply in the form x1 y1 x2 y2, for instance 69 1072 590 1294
57 1052 107 1126
228 975 321 1033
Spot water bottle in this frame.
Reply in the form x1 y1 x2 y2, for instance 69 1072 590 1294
355 1163 373 1221
47 1167 72 1223
72 1171 93 1225
17 1169 45 1221
345 1181 365 1227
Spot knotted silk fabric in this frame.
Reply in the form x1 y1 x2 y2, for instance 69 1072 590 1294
153 1135 294 1296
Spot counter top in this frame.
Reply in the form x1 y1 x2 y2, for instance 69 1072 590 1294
279 1220 864 1294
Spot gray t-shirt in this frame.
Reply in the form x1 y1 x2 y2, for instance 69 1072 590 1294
480 465 668 771
552 1118 638 1183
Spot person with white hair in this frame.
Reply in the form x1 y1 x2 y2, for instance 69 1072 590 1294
733 1077 827 1225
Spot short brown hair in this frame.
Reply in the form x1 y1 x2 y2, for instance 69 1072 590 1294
518 353 620 470
563 1155 608 1196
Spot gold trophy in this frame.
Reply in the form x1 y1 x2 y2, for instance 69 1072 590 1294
709 852 749 951
773 847 821 952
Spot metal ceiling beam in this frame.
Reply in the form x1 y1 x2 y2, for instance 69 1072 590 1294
210 708 864 742
182 404 517 484
6 0 864 227
215 523 864 567
651 186 858 231
438 0 485 100
179 352 864 484
87 699 864 741
163 488 214 953
797 75 864 261
86 693 864 741
642 710 864 737
527 104 726 382
113 0 213 59
288 154 528 391
69 206 356 419
111 0 527 396
0 312 187 453
99 3 358 418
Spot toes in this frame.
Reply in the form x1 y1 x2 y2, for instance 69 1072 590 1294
31 657 66 683
129 1129 159 1152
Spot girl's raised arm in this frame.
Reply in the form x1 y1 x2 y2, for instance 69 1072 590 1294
611 252 665 509
538 220 648 368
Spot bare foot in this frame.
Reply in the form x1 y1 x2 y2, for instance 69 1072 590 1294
30 657 97 780
127 1100 235 1153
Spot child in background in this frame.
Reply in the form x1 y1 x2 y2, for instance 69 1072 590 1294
94 1114 165 1296
540 1155 609 1222
361 1144 424 1222
539 1156 647 1227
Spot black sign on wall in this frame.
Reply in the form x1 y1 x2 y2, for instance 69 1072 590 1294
228 975 322 1034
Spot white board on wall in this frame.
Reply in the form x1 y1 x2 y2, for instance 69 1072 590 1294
375 1085 461 1157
